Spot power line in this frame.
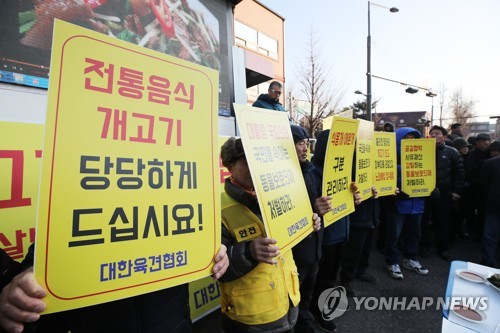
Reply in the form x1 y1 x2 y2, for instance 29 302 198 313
372 74 435 93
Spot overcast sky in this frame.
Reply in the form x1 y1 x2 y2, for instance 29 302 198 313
259 0 499 125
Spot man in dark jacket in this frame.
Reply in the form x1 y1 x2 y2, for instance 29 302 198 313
447 123 463 141
218 137 322 333
289 125 332 333
464 133 491 239
480 154 500 267
252 81 286 112
451 137 471 241
421 126 464 261
310 129 349 333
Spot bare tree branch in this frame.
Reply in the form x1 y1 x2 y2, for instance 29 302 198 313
293 28 345 137
447 88 476 128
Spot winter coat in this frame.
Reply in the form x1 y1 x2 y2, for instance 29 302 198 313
465 148 490 188
219 180 299 327
480 156 500 213
291 160 323 265
349 198 380 229
252 94 286 112
435 143 464 196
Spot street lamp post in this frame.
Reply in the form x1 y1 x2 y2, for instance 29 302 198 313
426 90 437 125
366 1 398 121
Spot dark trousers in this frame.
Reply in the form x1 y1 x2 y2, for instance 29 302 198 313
465 186 486 238
310 243 343 319
482 209 500 265
376 197 392 252
340 227 373 282
421 194 452 253
450 197 465 244
384 211 422 265
295 260 319 322
315 243 343 289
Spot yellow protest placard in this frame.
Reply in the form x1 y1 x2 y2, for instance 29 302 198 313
373 132 397 197
233 104 314 253
35 21 220 313
322 117 359 227
401 138 436 197
355 119 374 202
0 121 43 261
189 276 221 322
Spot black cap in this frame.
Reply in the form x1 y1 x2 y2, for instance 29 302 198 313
452 137 469 150
476 133 491 141
220 137 245 167
487 141 500 152
290 125 309 144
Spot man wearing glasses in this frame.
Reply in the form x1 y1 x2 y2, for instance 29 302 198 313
252 81 286 112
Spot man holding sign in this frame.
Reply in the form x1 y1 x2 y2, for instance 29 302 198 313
289 126 332 333
384 128 429 280
218 137 321 333
420 125 464 262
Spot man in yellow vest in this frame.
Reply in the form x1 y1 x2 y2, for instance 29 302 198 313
218 137 321 333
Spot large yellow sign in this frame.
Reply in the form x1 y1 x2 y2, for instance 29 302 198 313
233 105 314 253
322 117 359 227
35 21 220 313
401 138 436 197
0 121 43 261
355 119 374 202
373 132 397 197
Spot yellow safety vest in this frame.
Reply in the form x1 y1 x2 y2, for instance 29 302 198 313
220 192 300 325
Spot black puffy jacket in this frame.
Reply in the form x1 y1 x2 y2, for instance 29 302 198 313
291 160 323 267
435 143 464 196
480 156 500 213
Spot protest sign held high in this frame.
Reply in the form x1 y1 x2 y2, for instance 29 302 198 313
35 21 220 313
233 104 314 253
322 116 359 227
373 132 397 197
355 119 375 202
401 138 436 197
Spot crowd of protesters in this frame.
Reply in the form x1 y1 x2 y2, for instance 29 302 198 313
0 118 498 333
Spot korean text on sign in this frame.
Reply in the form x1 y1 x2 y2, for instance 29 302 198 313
233 104 314 253
355 119 375 202
322 117 359 227
401 138 436 197
34 21 219 313
373 132 397 197
0 121 43 262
